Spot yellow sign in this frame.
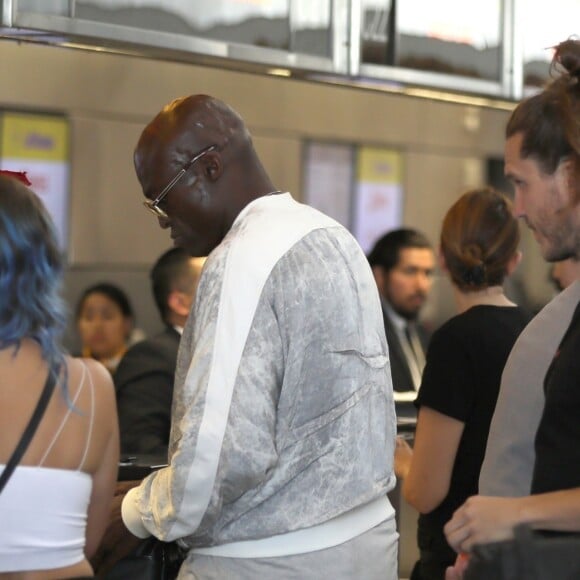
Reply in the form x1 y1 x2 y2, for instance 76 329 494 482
1 112 68 161
357 147 402 184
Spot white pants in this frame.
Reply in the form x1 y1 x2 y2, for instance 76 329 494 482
177 516 398 580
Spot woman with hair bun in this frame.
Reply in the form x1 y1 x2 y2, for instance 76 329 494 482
395 187 531 579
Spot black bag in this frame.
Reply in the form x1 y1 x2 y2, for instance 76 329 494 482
465 524 580 580
100 536 184 580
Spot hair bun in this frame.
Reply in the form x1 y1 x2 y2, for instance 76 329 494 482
461 262 487 286
554 39 580 81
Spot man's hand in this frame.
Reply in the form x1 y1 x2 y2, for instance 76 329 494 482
90 480 144 575
444 495 523 553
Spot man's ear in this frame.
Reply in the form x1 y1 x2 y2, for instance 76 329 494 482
167 290 193 317
123 318 134 341
557 157 576 208
203 151 222 181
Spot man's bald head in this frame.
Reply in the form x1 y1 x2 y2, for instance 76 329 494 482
135 95 275 256
136 95 251 170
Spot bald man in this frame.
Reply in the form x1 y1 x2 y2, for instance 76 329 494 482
121 95 398 579
115 248 205 456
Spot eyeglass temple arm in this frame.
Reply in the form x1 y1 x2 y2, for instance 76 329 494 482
152 168 187 204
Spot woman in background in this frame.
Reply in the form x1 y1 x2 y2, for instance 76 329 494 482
395 187 531 579
76 282 134 374
0 173 119 578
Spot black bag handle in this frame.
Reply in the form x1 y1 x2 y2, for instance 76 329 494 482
0 364 59 495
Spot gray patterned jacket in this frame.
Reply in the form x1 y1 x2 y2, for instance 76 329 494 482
126 193 397 548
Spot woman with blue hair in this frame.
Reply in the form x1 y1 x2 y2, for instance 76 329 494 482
0 172 119 578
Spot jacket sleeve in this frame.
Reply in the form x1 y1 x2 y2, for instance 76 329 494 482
121 242 283 543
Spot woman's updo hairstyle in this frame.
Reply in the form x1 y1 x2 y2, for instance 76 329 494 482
506 39 580 200
440 187 520 292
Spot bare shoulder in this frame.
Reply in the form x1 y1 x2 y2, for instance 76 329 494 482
64 357 119 475
65 356 116 403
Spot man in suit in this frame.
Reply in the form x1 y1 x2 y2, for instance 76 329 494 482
368 228 435 403
115 248 205 455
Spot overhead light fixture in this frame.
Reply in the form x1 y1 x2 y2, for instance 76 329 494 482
402 87 514 111
267 68 291 77
307 73 515 112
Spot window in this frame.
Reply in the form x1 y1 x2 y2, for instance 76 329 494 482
521 0 580 91
361 0 503 82
64 0 332 57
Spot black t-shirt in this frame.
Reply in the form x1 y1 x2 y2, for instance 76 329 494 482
414 305 531 568
532 300 580 494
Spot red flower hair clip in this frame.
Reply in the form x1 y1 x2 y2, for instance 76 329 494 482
0 170 32 186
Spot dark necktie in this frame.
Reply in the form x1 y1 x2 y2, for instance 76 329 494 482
403 324 425 390
404 325 419 364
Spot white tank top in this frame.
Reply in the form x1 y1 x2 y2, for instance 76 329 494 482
0 361 95 572
0 467 92 571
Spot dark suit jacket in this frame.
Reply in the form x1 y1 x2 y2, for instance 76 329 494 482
114 326 180 456
382 306 430 393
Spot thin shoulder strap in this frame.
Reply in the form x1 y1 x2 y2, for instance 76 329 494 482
38 361 86 467
0 365 59 495
77 361 95 471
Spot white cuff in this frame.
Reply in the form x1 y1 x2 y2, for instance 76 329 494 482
121 486 152 539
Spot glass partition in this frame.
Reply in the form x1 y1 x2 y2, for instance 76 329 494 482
290 0 332 58
65 0 333 58
521 0 580 91
360 0 395 66
7 0 336 73
74 1 292 51
4 0 565 101
361 0 503 82
17 0 68 15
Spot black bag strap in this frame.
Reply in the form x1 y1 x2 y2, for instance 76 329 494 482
0 364 59 495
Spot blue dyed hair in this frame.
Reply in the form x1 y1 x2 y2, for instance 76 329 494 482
0 175 66 383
